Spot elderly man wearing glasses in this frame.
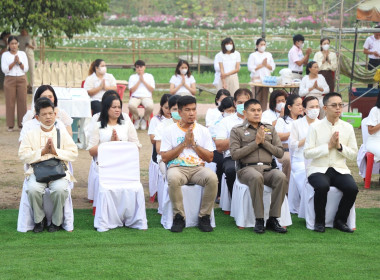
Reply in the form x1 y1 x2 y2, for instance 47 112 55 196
304 92 358 233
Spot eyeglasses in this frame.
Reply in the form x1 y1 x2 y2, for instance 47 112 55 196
326 103 345 108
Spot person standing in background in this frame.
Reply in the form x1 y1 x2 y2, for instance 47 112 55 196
313 38 337 92
18 29 36 94
363 25 380 88
0 31 11 90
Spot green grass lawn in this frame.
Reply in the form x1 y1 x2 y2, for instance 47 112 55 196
1 208 379 279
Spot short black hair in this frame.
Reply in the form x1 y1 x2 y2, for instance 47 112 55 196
35 97 55 116
168 95 181 110
302 96 319 108
293 34 305 44
134 60 145 67
244 99 261 111
177 96 196 111
323 92 342 106
306 61 317 75
34 85 58 107
234 88 253 101
221 37 235 54
218 96 235 112
99 95 123 128
269 90 287 111
215 89 231 105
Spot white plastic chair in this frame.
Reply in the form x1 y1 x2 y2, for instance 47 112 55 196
160 181 216 230
87 158 98 202
219 174 231 213
94 142 148 232
230 177 292 228
148 159 160 202
298 182 356 230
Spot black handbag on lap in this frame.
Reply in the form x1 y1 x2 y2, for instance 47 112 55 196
32 128 67 183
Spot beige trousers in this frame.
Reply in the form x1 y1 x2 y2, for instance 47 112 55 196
128 97 154 122
237 166 287 219
26 174 69 226
4 75 27 128
216 73 240 95
167 166 218 218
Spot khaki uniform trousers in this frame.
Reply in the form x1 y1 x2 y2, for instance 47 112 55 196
4 75 27 128
277 151 291 192
128 97 154 122
167 166 218 218
237 166 287 219
216 73 239 95
26 174 69 226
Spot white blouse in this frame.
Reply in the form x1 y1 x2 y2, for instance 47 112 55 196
1 51 29 76
313 51 338 72
169 74 196 95
148 115 166 136
216 51 241 74
205 107 222 127
247 51 275 81
261 109 280 125
299 74 330 100
275 117 295 145
84 72 117 101
367 107 380 138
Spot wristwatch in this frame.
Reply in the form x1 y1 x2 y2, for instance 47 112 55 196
18 62 23 66
191 142 198 149
337 144 343 152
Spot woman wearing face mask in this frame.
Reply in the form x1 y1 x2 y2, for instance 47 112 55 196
205 89 230 128
169 60 196 96
1 35 29 131
288 96 320 214
275 94 304 187
215 37 241 95
261 89 287 126
299 61 330 118
313 38 337 92
84 59 117 115
247 38 275 110
209 96 236 202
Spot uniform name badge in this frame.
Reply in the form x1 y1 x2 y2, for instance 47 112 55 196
264 128 271 135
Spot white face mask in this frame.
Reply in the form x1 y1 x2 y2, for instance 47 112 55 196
40 122 55 130
299 43 304 49
223 112 233 118
276 102 285 112
180 69 188 75
225 44 233 51
306 108 320 120
322 44 330 51
98 66 107 75
258 46 266 52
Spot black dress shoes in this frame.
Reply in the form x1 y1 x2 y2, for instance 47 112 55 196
48 223 61 232
266 217 287 233
198 215 213 232
33 217 46 233
171 213 185 233
254 219 265 234
314 223 325 233
334 220 354 233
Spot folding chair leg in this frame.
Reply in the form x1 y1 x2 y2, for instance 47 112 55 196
93 207 96 216
365 152 374 189
150 192 157 203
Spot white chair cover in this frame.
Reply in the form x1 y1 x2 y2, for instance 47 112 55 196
94 142 147 232
205 162 216 173
357 117 380 178
219 174 231 212
148 159 159 197
299 182 356 230
17 180 74 232
230 177 292 228
87 159 98 201
288 160 307 214
160 181 216 229
156 168 165 215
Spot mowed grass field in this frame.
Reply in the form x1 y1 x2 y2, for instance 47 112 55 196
1 208 380 279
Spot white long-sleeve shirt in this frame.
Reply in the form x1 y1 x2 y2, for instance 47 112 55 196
299 74 330 100
247 51 275 81
304 118 358 177
1 50 29 76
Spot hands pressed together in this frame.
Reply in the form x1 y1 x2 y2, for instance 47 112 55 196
41 138 58 156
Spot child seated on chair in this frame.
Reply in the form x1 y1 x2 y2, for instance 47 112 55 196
18 98 78 233
128 60 155 131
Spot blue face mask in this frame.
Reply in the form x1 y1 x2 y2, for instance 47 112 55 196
236 104 244 115
171 111 181 120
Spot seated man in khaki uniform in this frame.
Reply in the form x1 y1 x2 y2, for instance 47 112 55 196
230 99 287 234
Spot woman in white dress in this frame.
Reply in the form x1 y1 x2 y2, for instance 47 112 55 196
169 60 196 96
261 89 287 126
275 94 304 187
88 95 140 158
205 89 230 128
366 94 380 163
288 96 320 213
84 59 117 115
247 38 276 110
299 61 330 118
313 38 337 92
22 85 73 136
215 37 241 95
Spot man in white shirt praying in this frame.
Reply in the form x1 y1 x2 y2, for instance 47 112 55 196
363 25 380 88
304 92 358 233
161 96 218 233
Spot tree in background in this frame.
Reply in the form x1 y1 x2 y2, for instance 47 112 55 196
0 0 109 47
